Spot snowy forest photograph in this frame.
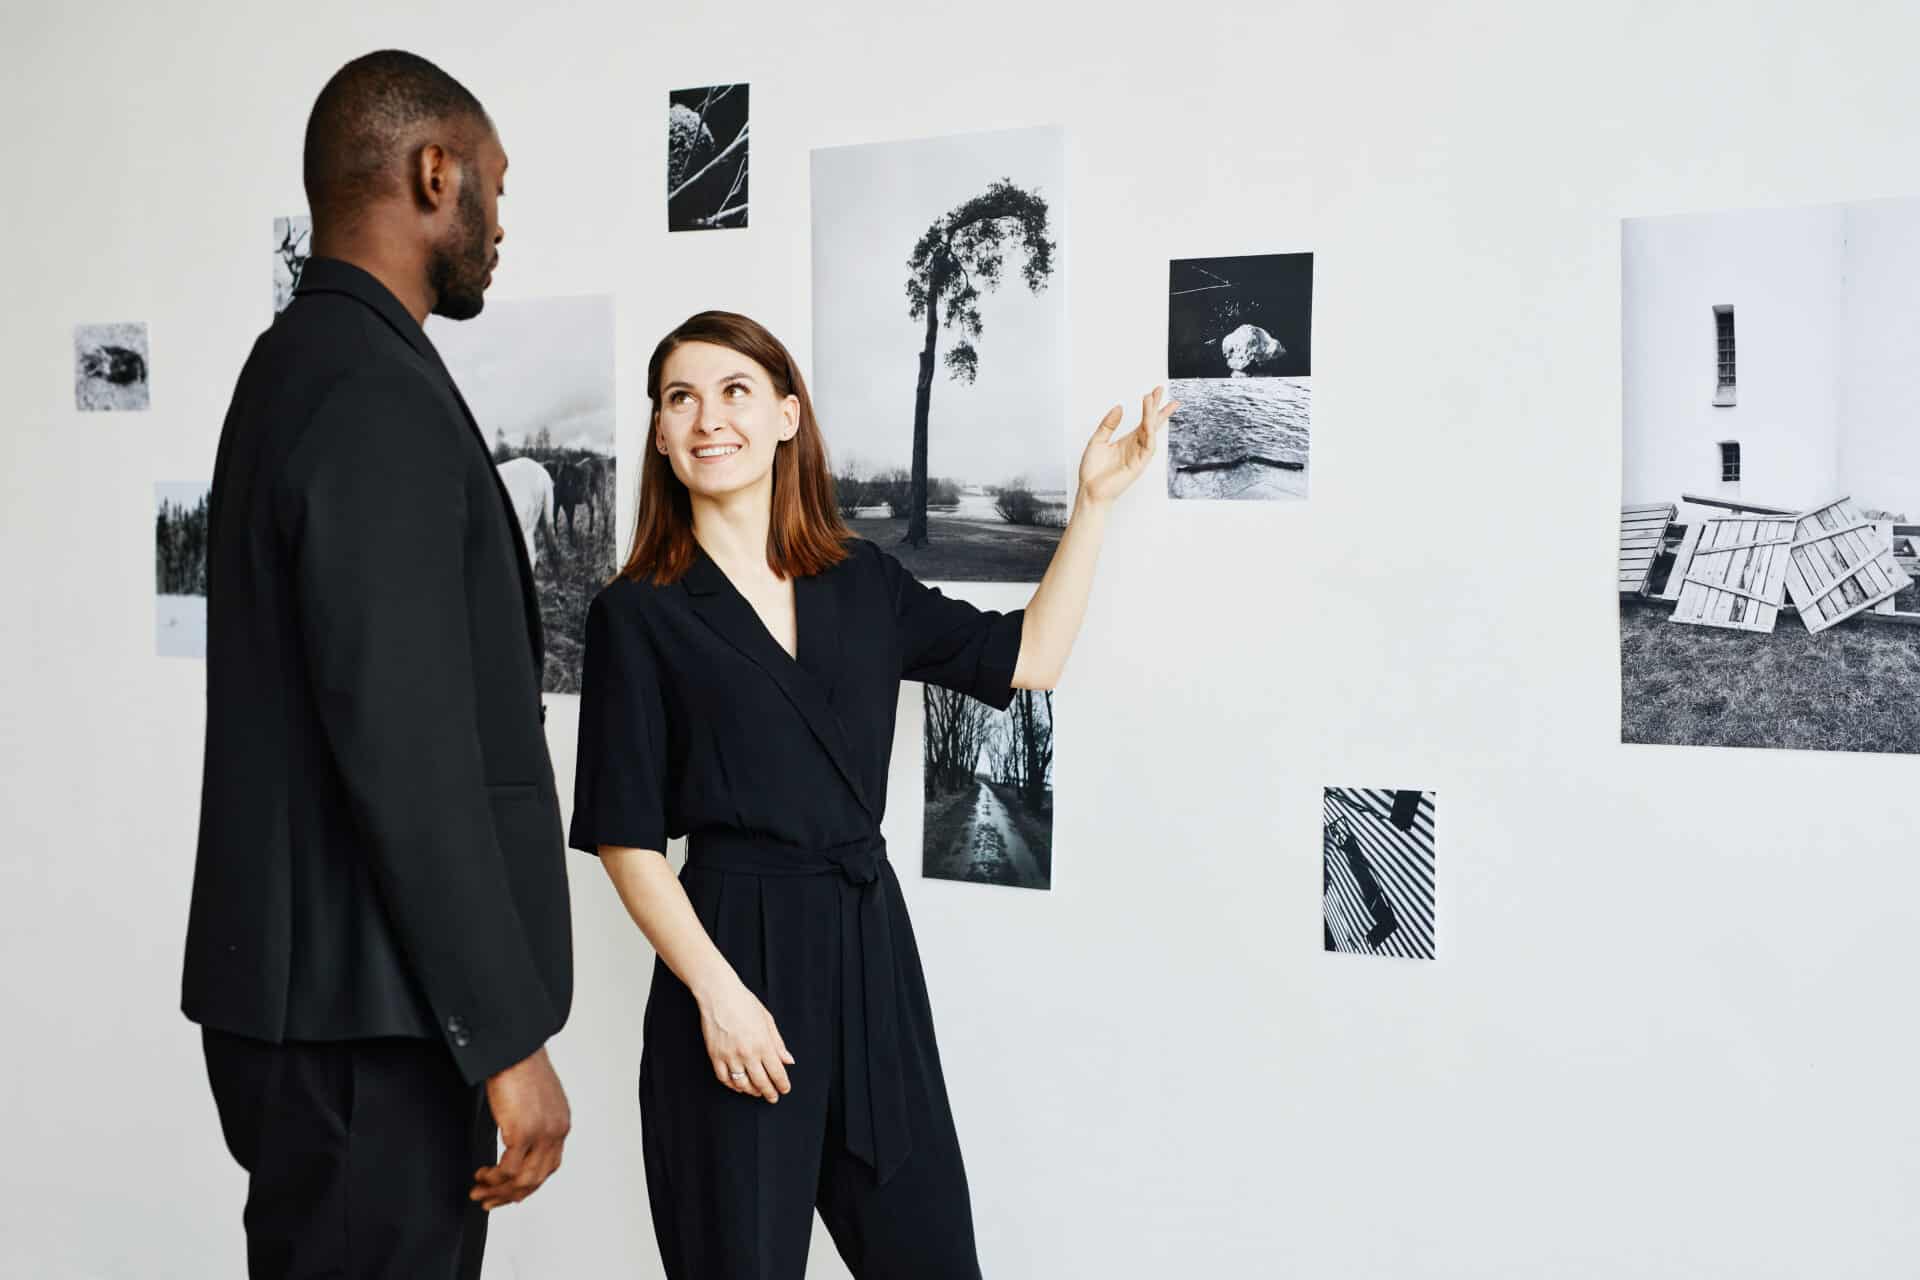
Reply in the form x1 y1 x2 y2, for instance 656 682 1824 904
155 480 209 659
812 125 1067 583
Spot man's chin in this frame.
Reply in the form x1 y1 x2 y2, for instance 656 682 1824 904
432 292 486 322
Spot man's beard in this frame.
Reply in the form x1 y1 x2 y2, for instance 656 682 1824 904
428 175 491 321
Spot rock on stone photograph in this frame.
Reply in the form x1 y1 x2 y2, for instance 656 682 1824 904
1166 252 1313 500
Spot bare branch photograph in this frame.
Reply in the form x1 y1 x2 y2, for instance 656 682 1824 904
667 84 747 232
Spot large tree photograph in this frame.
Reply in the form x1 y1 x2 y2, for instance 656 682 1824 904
812 126 1067 583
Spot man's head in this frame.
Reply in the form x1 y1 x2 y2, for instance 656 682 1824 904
303 51 506 319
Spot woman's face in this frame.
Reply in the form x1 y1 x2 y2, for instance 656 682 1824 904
654 341 798 501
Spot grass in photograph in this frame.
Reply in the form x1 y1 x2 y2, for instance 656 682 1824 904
1621 599 1920 753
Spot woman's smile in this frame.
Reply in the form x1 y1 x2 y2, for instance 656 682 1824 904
692 443 743 463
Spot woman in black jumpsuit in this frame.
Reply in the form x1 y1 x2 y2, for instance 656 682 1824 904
569 312 1172 1278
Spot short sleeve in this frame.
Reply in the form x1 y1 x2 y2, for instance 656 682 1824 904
874 543 1026 711
568 589 669 855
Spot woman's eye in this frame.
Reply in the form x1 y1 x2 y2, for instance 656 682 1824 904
726 383 748 398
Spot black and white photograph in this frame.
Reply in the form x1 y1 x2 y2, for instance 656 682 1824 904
273 214 311 313
427 294 615 694
74 321 149 411
155 480 209 659
1166 253 1312 501
667 83 747 232
812 125 1067 584
923 682 1053 890
1620 195 1920 755
1323 788 1436 960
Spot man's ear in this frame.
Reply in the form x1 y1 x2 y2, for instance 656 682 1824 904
416 142 452 213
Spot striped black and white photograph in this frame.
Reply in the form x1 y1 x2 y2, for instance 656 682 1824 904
155 480 209 659
273 215 311 314
1323 788 1436 960
923 683 1053 891
428 294 615 694
1167 252 1312 501
1620 195 1920 755
667 83 748 232
812 125 1067 584
75 322 149 411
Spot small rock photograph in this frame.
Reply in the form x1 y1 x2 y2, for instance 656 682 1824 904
75 322 150 411
1166 252 1313 500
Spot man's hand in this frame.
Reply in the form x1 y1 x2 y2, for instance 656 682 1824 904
471 1045 570 1211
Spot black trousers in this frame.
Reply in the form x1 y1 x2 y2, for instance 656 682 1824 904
200 1027 496 1279
641 858 984 1279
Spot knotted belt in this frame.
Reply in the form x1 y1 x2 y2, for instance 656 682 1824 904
685 828 912 1185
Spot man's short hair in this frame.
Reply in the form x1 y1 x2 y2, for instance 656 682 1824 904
303 50 491 224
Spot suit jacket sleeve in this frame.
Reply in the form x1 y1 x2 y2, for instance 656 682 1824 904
873 542 1026 711
280 370 559 1084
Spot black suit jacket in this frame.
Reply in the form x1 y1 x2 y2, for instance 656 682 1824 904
182 257 572 1084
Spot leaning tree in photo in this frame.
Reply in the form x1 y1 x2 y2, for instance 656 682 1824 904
924 685 996 800
901 179 1054 547
985 689 1053 810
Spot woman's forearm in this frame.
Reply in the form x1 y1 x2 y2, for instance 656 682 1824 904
1015 487 1112 689
597 846 737 1004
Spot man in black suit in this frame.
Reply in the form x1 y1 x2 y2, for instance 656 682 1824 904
183 50 572 1278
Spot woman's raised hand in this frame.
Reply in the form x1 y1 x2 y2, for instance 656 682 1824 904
699 980 795 1103
1076 385 1179 506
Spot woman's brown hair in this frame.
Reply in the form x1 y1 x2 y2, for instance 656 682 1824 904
618 311 853 586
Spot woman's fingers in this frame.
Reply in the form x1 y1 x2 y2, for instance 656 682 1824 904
744 1059 780 1103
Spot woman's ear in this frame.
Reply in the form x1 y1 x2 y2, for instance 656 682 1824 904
782 395 800 441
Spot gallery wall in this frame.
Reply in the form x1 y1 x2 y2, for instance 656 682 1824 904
6 1 1920 1276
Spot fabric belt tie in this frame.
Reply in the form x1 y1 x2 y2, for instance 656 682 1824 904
685 829 911 1184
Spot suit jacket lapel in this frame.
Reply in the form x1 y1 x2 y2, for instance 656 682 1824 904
294 259 546 675
682 547 870 820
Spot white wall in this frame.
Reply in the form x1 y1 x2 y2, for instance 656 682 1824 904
7 2 1920 1277
1623 195 1920 522
1622 203 1844 514
1839 200 1920 518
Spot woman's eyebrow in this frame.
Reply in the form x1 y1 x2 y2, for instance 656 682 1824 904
662 371 757 393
